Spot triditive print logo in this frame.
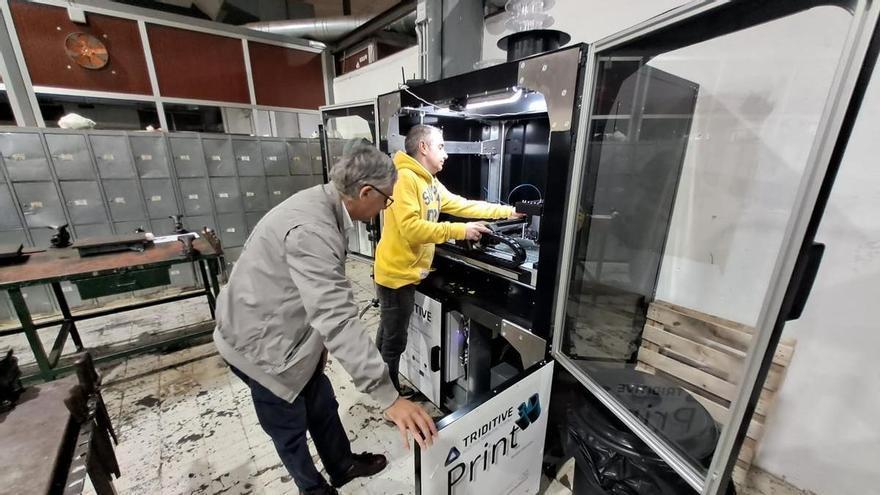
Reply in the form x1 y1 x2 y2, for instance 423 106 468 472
445 394 542 491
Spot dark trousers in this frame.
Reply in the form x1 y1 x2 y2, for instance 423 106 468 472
229 365 352 492
375 283 416 391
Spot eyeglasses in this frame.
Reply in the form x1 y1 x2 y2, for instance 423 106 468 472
364 183 394 207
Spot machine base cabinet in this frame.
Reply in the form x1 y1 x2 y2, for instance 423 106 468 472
416 361 554 495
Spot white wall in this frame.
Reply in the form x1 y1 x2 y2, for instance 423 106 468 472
481 2 880 494
332 46 419 105
754 53 880 495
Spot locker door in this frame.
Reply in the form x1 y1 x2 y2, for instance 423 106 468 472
1 133 51 181
170 137 207 177
91 135 135 178
46 134 95 180
261 140 288 176
14 182 66 228
0 183 22 230
292 175 314 194
114 220 148 234
287 140 312 175
0 229 27 247
217 212 246 247
60 181 107 225
29 227 54 248
182 214 215 233
233 139 263 176
168 263 197 289
210 177 242 213
203 138 235 176
74 223 112 239
102 179 145 222
246 210 266 234
178 178 213 217
141 179 178 219
266 176 294 207
239 176 269 212
306 140 324 175
131 135 171 178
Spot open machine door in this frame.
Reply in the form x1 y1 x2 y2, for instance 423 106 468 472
319 100 382 258
550 1 880 494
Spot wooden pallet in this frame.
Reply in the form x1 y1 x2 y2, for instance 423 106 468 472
635 300 796 485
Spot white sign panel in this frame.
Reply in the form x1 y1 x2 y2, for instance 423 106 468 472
400 291 442 405
419 361 554 495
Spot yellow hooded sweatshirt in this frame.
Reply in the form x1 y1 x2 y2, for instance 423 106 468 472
374 151 515 289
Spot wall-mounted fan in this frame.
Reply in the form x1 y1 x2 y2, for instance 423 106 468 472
64 32 108 69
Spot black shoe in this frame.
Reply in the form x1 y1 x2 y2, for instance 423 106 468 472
397 383 419 400
331 452 388 488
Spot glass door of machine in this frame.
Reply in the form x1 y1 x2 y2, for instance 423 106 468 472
552 1 879 493
319 100 381 258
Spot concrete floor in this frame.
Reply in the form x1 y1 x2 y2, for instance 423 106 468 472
4 257 805 494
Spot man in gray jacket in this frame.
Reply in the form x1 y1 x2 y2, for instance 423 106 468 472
214 146 437 495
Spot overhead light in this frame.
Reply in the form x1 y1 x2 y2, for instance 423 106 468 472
466 88 523 110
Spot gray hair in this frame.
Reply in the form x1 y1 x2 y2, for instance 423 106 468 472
404 124 441 156
329 145 396 198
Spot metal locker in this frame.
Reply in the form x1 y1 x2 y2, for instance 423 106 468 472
203 138 235 176
217 212 246 247
261 140 288 176
59 281 89 309
0 229 27 246
0 133 51 181
287 140 311 175
45 134 95 180
102 179 145 222
130 135 171 178
0 290 13 323
21 285 56 316
306 140 324 175
246 210 266 234
74 223 112 239
182 214 214 233
114 220 148 234
169 136 207 177
266 176 294 207
0 183 22 230
150 216 174 235
309 174 324 187
178 178 213 216
210 177 242 213
13 182 66 228
224 246 243 272
60 181 107 225
91 135 135 179
239 176 269 212
291 175 314 194
233 139 263 176
168 262 197 289
140 179 178 219
29 228 54 248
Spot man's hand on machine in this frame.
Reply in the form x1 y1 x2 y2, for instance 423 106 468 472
384 397 439 450
464 221 492 241
508 211 527 220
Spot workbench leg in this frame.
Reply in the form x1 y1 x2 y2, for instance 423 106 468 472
8 287 54 381
198 260 216 320
208 258 221 297
51 282 84 351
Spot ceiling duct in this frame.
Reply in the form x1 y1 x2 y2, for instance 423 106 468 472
244 16 371 42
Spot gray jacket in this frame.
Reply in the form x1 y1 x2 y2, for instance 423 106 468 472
213 183 399 409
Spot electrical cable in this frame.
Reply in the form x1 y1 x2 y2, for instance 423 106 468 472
507 183 542 204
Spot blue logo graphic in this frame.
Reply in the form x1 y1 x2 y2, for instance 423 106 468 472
515 393 541 430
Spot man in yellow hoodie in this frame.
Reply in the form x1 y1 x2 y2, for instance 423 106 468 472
374 124 522 394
